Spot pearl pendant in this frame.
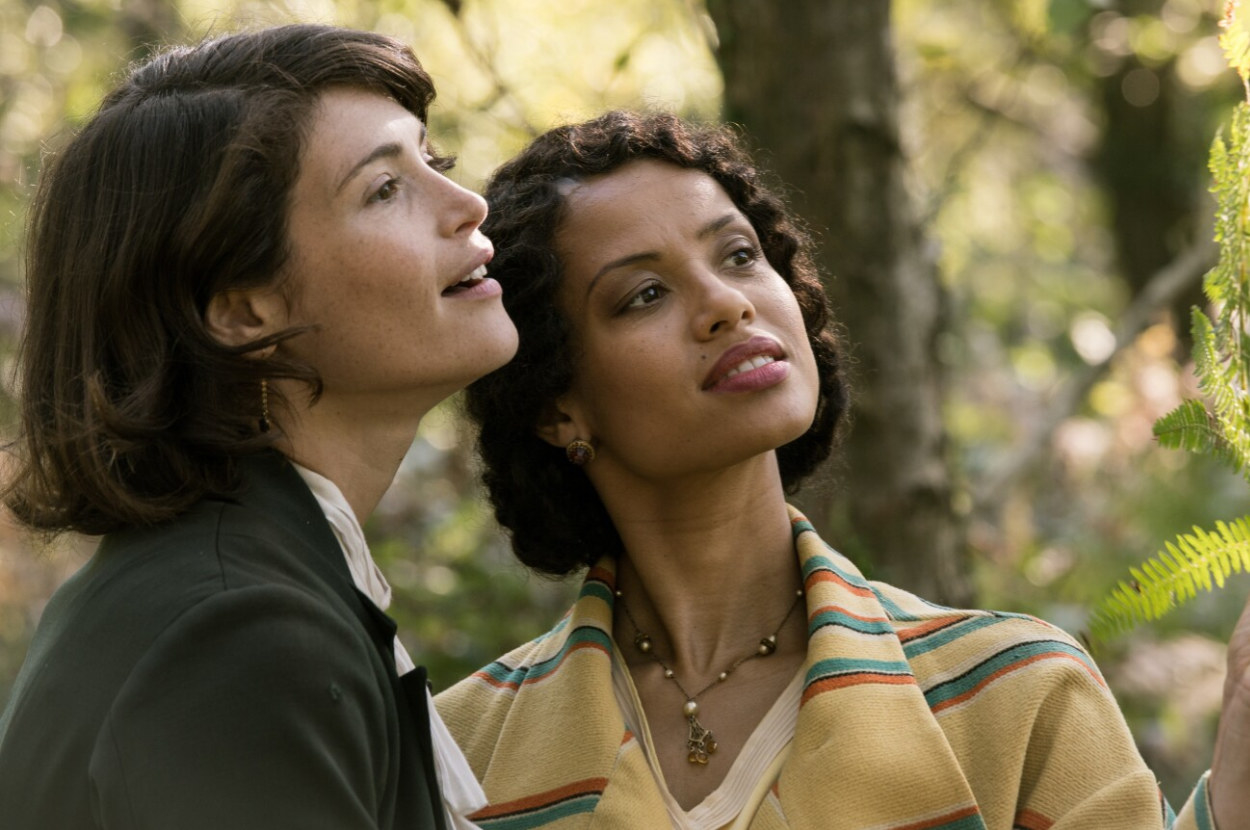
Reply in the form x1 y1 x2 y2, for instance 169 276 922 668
682 699 699 717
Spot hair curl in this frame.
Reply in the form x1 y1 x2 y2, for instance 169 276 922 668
5 24 445 535
466 111 850 576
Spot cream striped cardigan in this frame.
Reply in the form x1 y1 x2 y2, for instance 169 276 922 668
436 509 1215 830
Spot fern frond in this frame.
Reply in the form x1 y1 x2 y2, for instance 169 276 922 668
1222 0 1250 95
1153 399 1249 473
1088 516 1250 641
1090 20 1250 640
1153 399 1218 452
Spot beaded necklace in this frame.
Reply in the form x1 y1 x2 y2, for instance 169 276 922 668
616 587 805 765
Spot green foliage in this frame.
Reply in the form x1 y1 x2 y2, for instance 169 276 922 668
1153 396 1244 472
1088 517 1250 640
1223 0 1250 95
1091 4 1250 640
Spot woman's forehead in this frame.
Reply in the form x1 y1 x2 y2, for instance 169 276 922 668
559 161 731 230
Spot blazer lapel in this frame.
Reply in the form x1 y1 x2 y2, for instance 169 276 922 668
234 453 448 830
399 668 449 830
775 508 985 830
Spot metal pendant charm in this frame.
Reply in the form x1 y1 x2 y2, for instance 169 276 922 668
685 713 718 765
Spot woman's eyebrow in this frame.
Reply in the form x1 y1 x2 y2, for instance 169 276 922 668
335 142 402 195
586 213 739 296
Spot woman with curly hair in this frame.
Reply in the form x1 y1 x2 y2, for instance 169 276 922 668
436 110 1242 829
0 24 515 829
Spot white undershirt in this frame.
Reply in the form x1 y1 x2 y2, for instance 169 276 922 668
292 463 487 830
610 643 801 830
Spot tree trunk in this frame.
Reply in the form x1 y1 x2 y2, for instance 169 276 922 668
705 0 972 604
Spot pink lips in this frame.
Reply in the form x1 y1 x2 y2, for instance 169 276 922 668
444 276 502 299
702 335 788 392
442 245 497 298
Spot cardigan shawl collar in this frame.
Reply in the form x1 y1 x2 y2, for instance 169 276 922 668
437 508 1210 830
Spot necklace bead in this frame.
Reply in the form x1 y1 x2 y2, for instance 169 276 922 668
616 584 805 766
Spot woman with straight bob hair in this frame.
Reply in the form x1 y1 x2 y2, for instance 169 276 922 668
437 110 1250 829
0 24 515 829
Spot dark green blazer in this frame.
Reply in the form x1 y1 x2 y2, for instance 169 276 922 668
0 452 447 830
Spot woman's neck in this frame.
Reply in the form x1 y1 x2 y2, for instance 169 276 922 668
273 387 430 522
602 456 805 680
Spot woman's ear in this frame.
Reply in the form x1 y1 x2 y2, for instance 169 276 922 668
535 395 589 449
204 285 287 358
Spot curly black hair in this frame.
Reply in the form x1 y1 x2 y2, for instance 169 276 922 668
466 110 849 576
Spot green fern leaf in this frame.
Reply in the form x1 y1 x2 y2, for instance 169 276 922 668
1091 20 1250 640
1222 0 1250 94
1088 516 1250 641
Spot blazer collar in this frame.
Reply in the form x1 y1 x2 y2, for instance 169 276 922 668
230 452 400 668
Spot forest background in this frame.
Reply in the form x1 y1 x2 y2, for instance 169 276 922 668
0 0 1242 806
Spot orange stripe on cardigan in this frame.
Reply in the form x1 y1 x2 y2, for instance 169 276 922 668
928 649 1105 715
1013 808 1054 830
890 804 982 830
804 568 877 598
801 671 917 705
469 777 610 820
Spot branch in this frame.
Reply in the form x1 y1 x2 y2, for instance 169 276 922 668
973 239 1217 509
442 5 541 138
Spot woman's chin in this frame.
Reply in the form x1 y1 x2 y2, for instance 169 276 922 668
477 318 520 376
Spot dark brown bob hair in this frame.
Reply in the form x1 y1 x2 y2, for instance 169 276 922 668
5 24 444 535
465 111 849 577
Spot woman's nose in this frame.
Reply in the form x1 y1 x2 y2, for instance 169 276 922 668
434 173 488 237
692 274 755 339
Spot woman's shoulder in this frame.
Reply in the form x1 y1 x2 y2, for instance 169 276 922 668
34 472 355 683
869 578 1105 698
434 616 592 764
437 617 576 705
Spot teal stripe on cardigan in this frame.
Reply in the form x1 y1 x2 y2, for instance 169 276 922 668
790 517 817 537
923 639 1098 710
1191 773 1212 830
925 812 987 830
580 578 614 606
935 810 990 830
806 656 913 684
801 552 874 591
476 626 612 688
871 587 923 621
1162 790 1177 827
476 794 600 830
532 614 570 645
809 607 895 637
902 615 1008 659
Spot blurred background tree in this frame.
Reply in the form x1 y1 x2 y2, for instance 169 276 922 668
0 0 1242 806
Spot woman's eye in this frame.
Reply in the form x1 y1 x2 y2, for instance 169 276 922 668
623 283 666 310
726 245 760 267
369 178 400 204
